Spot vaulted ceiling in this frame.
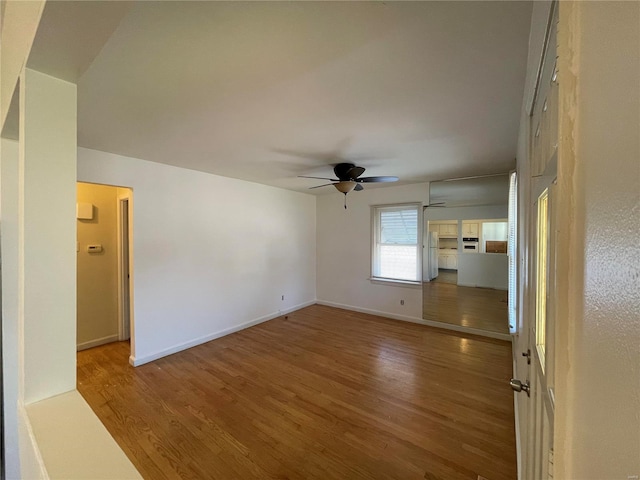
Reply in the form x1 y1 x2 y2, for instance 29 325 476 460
28 1 532 194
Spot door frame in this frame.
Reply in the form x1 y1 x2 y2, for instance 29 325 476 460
116 190 133 344
515 2 559 477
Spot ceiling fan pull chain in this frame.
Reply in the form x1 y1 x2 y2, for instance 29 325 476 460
344 193 348 209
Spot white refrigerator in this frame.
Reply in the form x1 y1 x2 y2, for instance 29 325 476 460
427 231 439 281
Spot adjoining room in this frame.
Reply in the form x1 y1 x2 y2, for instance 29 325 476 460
423 175 514 338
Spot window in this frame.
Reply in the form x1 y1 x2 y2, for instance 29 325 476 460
372 204 421 282
535 188 549 371
481 221 508 252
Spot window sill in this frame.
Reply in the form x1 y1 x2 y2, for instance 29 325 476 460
369 277 422 288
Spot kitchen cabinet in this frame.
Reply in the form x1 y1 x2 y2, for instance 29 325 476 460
438 251 458 270
438 223 458 238
461 222 479 237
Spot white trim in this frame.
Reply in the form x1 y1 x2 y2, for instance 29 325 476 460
24 391 141 479
318 300 426 325
368 277 422 288
17 402 49 479
528 0 557 116
371 202 423 283
116 191 133 343
76 335 120 352
129 300 316 366
316 300 512 341
458 282 509 291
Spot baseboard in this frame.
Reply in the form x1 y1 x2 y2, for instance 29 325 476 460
129 300 316 367
457 282 508 291
316 300 428 325
316 300 511 341
76 334 120 351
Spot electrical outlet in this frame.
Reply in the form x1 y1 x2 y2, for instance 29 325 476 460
400 299 405 305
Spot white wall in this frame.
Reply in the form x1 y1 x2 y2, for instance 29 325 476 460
77 147 317 365
316 183 428 321
554 2 640 478
1 138 22 478
425 204 508 222
21 68 77 404
457 253 508 290
0 1 45 126
1 68 79 479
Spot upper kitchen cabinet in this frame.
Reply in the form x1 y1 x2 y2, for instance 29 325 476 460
461 222 479 238
437 223 458 238
427 221 458 238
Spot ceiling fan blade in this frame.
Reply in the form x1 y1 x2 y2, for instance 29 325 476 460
347 166 365 179
308 183 337 189
354 183 364 191
358 176 399 183
298 175 339 181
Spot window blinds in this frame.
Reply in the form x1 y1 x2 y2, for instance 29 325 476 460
373 205 420 282
380 208 418 244
507 171 518 334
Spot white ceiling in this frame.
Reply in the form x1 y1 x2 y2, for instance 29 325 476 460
30 1 532 194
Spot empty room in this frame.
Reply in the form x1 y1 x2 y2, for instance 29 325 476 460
1 1 638 480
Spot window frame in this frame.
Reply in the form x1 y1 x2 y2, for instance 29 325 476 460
370 203 422 285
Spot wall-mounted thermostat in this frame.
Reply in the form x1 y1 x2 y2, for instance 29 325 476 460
87 244 103 253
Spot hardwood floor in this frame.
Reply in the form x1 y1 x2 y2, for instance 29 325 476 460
423 282 509 335
433 269 458 285
77 305 516 480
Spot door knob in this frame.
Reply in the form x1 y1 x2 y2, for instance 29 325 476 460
510 379 530 397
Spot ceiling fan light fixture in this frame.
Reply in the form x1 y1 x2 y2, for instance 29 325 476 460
334 181 357 194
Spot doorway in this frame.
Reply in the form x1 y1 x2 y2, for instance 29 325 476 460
117 193 132 342
76 182 133 356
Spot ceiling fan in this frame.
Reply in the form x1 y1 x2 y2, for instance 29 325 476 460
299 163 398 209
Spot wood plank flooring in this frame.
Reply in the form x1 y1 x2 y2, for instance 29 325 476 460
77 305 516 480
433 269 458 285
423 282 509 334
